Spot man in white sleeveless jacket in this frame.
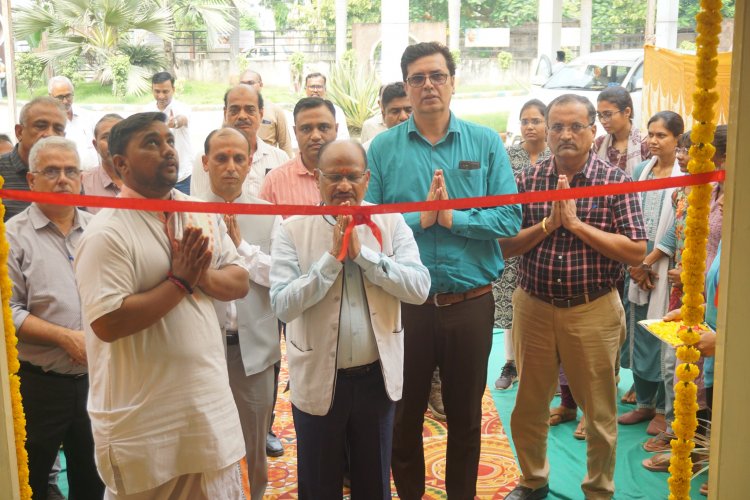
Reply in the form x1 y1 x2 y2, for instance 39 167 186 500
270 140 430 499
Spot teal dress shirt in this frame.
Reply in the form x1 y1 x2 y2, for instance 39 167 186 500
366 113 521 294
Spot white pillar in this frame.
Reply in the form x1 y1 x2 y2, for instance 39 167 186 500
579 0 592 56
655 0 679 49
537 0 562 61
448 0 460 52
380 0 409 82
335 0 347 60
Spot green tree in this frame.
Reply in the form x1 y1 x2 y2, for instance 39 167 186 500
16 53 46 95
13 0 173 95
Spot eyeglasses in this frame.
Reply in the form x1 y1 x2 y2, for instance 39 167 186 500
549 123 594 135
596 110 622 122
317 169 368 184
405 72 449 88
676 147 690 155
306 84 325 91
53 93 74 102
520 118 544 127
32 167 81 180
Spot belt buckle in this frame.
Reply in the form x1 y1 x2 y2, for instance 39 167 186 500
432 292 452 308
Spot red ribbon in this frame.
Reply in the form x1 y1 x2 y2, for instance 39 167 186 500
336 213 383 262
0 170 725 216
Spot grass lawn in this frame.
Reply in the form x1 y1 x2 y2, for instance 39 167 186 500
457 112 509 133
14 80 301 106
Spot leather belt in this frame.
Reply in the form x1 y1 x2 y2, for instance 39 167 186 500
531 287 612 308
19 361 87 379
226 330 240 346
426 284 493 307
338 361 380 378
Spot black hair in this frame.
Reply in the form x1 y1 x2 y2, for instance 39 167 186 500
713 124 728 159
648 111 684 137
108 112 167 157
556 50 565 62
94 113 124 138
546 94 596 125
519 99 546 120
597 86 634 122
305 72 327 86
400 42 456 81
223 85 265 110
151 72 175 86
678 131 692 148
204 127 250 155
293 97 336 122
381 82 407 110
0 133 12 144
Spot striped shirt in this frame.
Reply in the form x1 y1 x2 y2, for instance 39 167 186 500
516 152 647 298
258 155 321 214
0 146 31 222
190 138 289 200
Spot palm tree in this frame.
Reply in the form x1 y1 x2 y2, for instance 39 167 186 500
13 0 173 95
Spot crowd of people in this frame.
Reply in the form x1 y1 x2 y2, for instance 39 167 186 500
0 41 724 500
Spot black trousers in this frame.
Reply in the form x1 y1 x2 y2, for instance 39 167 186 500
392 293 494 500
293 365 395 500
19 363 104 500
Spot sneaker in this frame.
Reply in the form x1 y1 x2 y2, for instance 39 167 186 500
427 369 446 421
494 361 518 390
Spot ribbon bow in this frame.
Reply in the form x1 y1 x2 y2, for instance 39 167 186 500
336 213 383 262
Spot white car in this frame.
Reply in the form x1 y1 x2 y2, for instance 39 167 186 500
505 49 644 146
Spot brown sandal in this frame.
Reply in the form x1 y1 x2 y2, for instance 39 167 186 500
573 415 586 440
549 406 577 426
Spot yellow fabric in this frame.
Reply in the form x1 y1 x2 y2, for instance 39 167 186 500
642 45 732 130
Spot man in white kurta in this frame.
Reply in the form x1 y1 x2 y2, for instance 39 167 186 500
75 112 249 499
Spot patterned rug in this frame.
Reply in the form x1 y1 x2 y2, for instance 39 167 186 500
242 346 520 499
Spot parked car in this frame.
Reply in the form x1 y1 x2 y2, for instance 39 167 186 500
505 49 644 146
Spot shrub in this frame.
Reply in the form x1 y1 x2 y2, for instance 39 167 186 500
108 54 131 97
497 51 513 71
289 52 306 93
16 53 46 95
326 56 379 135
56 56 83 85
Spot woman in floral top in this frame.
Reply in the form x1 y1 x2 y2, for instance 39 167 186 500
492 99 551 391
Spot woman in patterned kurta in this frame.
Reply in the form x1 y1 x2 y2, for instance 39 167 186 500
493 99 550 390
619 111 684 436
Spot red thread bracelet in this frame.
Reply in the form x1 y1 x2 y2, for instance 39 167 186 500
167 271 194 294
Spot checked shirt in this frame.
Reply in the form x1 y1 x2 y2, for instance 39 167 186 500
516 152 647 298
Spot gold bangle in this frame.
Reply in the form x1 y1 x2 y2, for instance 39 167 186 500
541 217 550 235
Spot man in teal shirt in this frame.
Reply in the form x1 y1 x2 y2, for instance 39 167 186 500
366 42 521 499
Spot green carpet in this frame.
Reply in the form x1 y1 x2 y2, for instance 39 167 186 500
488 329 708 499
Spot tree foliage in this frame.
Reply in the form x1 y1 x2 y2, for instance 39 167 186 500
15 53 46 95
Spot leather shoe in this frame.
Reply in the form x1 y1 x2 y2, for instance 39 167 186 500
266 430 284 457
505 484 549 499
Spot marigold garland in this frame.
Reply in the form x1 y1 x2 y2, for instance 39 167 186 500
0 178 33 499
670 0 723 497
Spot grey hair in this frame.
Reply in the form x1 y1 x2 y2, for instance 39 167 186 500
48 75 74 94
19 97 66 126
28 136 80 171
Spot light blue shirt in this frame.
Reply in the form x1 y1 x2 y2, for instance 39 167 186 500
365 113 521 293
704 241 720 388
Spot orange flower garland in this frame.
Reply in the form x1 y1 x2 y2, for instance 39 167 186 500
0 178 33 499
669 0 722 497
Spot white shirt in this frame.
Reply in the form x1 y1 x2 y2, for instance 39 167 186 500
190 138 289 200
360 114 386 144
75 194 245 494
65 109 99 170
145 99 193 181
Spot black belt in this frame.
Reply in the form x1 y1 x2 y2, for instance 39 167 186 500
19 361 87 379
338 361 380 378
226 330 240 346
426 284 493 307
531 287 612 308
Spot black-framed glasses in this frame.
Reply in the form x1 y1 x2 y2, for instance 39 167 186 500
406 72 449 88
520 118 544 127
317 169 368 184
596 110 622 122
32 167 81 180
53 93 74 102
549 123 594 135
